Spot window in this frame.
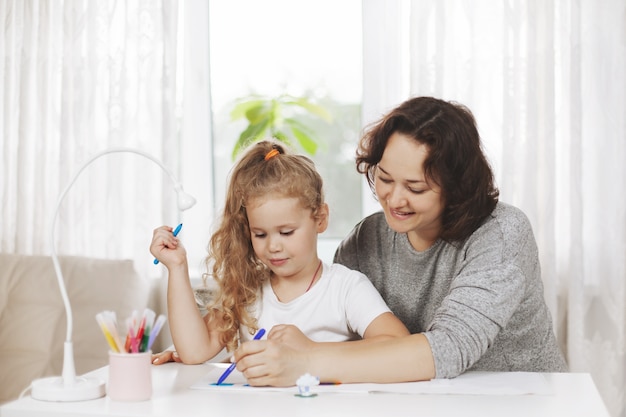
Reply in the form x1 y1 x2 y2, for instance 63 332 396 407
206 0 364 264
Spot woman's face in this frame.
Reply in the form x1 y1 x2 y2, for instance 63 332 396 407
374 132 445 251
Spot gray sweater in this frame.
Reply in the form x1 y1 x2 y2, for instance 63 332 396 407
334 202 567 378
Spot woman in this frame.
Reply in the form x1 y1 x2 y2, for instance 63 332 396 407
233 96 568 386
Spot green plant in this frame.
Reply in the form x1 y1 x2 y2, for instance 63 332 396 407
229 94 332 160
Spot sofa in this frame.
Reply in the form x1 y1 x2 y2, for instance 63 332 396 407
0 253 153 404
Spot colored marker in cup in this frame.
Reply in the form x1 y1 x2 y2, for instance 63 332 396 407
153 223 183 265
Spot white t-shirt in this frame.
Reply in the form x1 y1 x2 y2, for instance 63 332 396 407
239 262 391 343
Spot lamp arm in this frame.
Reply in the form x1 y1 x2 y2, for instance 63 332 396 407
50 147 185 344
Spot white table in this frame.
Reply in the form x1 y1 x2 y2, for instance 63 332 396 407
0 363 610 417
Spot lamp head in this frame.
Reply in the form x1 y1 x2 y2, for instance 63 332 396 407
175 185 197 211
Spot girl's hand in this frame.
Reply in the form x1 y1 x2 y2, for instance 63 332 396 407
267 324 316 351
150 225 187 267
151 350 182 365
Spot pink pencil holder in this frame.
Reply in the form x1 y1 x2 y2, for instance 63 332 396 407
107 351 153 401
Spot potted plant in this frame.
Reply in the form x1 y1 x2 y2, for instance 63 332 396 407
229 94 332 160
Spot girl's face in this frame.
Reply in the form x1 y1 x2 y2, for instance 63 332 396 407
375 132 445 251
246 195 327 284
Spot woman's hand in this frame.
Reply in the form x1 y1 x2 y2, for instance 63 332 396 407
151 350 183 365
267 324 316 351
233 339 312 387
231 325 315 386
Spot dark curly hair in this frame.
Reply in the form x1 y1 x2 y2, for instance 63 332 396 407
356 96 499 243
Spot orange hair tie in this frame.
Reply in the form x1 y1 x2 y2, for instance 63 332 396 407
264 149 280 161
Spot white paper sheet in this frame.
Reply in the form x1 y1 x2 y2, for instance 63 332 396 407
190 363 552 395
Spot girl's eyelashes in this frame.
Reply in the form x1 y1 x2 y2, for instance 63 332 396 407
252 230 295 238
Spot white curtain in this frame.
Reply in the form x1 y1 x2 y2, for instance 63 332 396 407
0 0 182 281
363 1 626 416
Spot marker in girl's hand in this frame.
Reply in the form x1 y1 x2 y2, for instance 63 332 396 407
215 328 266 385
153 223 183 265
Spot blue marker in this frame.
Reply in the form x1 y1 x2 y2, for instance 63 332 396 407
153 223 183 265
216 328 266 385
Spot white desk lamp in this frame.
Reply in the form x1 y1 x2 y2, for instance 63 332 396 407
31 147 196 401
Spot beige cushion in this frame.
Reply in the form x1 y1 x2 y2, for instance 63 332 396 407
0 254 149 404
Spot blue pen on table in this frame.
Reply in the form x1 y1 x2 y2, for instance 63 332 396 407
216 328 266 385
153 223 183 265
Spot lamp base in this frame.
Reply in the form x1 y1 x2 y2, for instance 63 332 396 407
31 376 106 402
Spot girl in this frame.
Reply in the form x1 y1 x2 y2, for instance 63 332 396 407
150 140 408 367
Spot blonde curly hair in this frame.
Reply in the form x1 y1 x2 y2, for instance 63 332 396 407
204 139 326 352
